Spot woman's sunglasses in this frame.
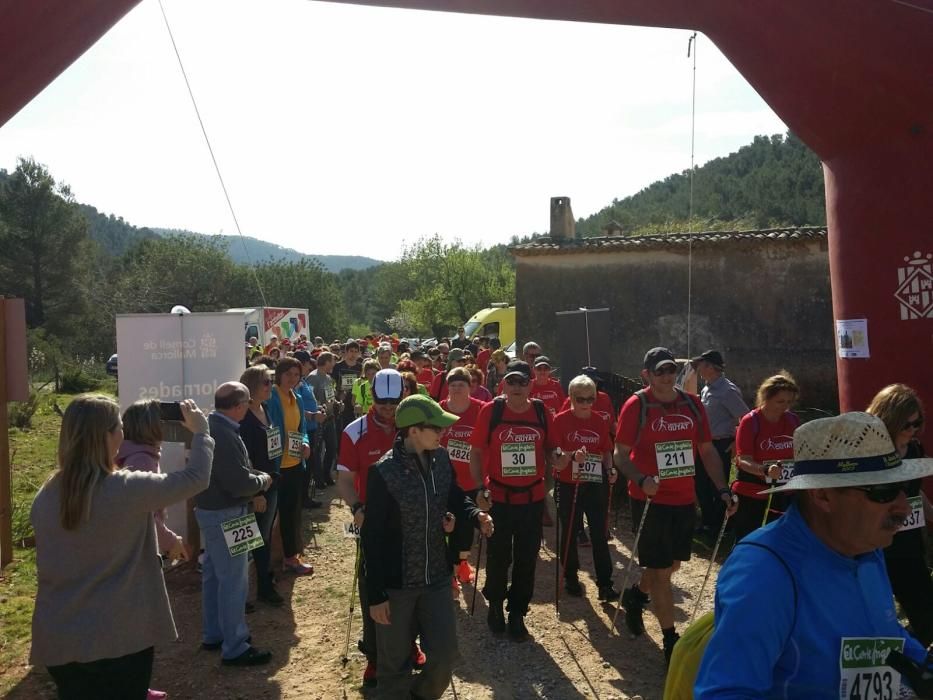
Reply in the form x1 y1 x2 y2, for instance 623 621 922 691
847 482 909 504
573 395 596 404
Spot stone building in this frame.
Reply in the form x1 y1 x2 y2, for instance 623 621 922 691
511 199 837 410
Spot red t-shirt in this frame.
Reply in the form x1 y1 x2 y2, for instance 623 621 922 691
416 367 436 387
615 389 712 506
440 397 484 490
560 390 616 438
530 378 566 417
552 409 613 485
429 372 449 402
475 349 491 374
337 409 395 503
470 400 556 503
733 408 798 499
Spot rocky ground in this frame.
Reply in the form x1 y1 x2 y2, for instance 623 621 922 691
4 490 727 699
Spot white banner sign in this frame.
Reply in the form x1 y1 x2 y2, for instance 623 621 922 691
116 312 246 539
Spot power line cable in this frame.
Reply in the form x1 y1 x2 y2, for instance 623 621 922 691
157 0 268 306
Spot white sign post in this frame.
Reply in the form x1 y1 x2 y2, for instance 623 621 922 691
116 312 245 541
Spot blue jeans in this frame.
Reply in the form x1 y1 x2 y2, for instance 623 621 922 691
196 504 251 660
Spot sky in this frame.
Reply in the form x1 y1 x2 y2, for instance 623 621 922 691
0 0 786 260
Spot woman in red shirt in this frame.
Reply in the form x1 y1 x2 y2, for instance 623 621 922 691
731 372 800 541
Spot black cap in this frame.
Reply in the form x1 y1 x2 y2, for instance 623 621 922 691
293 350 312 364
691 349 724 368
533 355 552 368
644 347 677 372
503 359 532 381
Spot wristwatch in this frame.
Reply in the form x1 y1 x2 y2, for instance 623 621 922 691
717 487 732 498
637 474 648 488
554 447 564 459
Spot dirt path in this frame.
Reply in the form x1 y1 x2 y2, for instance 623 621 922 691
5 491 724 699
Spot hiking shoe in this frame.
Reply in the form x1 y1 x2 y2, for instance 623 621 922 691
621 585 649 637
147 690 167 700
283 556 314 576
456 559 475 584
598 584 621 602
487 601 506 635
221 646 272 667
663 631 681 666
411 641 426 669
362 661 377 687
507 613 530 643
564 576 583 597
257 588 285 607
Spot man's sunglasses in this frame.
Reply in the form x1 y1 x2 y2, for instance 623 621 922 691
505 376 529 387
573 395 596 404
652 366 678 376
846 482 909 504
903 418 924 431
374 398 401 406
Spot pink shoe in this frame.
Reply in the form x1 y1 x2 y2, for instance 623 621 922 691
456 559 475 584
283 556 314 576
147 691 167 700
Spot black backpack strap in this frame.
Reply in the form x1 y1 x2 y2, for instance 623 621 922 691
530 398 548 437
675 387 702 421
432 372 447 402
487 397 507 444
735 541 798 635
633 389 649 447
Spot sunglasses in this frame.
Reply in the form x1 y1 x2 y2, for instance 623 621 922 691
374 398 401 406
573 395 596 404
505 376 530 387
846 482 909 504
903 419 924 431
652 366 678 376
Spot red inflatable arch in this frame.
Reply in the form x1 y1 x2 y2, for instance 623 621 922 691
1 1 931 431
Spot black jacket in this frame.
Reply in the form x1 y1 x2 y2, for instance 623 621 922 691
362 435 480 605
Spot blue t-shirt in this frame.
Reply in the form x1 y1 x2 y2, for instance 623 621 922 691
695 503 925 699
296 379 319 435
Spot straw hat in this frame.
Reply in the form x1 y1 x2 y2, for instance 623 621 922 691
762 412 933 493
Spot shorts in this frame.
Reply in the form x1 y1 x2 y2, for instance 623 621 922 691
630 499 695 570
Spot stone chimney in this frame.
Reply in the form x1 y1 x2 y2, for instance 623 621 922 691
549 197 575 241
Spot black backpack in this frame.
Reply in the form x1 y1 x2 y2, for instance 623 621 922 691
486 396 548 443
631 387 702 447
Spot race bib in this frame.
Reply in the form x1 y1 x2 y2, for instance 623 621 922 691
286 431 304 459
266 426 283 459
447 439 472 464
343 521 361 539
899 496 925 532
838 637 904 700
341 374 357 390
222 513 264 557
324 383 335 403
655 440 695 479
572 452 603 483
765 460 795 484
501 442 537 477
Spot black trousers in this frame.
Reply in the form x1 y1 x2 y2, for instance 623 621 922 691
886 554 933 647
482 500 543 616
556 481 613 586
695 437 733 530
47 646 153 700
277 466 304 558
312 420 338 487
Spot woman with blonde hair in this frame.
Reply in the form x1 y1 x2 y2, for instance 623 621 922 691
731 372 800 541
30 395 212 699
867 383 933 646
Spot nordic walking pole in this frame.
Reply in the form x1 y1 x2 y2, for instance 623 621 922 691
341 539 361 665
690 494 738 623
605 475 614 540
554 474 562 616
761 468 777 527
557 479 580 618
470 533 485 617
610 480 657 636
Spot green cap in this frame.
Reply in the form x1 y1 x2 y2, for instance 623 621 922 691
395 394 459 429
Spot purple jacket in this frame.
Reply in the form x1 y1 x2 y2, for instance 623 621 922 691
116 441 179 553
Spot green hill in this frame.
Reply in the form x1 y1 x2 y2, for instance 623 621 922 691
575 132 825 237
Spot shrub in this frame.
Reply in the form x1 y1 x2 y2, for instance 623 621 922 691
8 390 41 429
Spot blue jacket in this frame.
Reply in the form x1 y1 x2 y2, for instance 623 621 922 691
296 378 319 435
695 503 926 699
265 385 309 471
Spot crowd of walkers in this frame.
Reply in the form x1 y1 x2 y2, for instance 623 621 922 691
27 332 933 699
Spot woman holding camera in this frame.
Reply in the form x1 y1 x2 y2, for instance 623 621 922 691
30 395 213 699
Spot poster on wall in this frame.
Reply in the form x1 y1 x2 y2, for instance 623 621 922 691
836 318 870 359
116 312 245 539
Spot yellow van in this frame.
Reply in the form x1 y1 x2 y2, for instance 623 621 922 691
463 304 515 347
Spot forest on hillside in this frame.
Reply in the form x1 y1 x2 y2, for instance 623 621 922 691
0 131 825 375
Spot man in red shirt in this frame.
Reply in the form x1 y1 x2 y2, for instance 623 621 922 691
613 347 736 663
469 360 557 642
552 374 619 601
411 350 436 388
336 369 414 686
529 356 566 417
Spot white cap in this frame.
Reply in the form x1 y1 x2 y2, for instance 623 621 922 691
372 369 403 400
